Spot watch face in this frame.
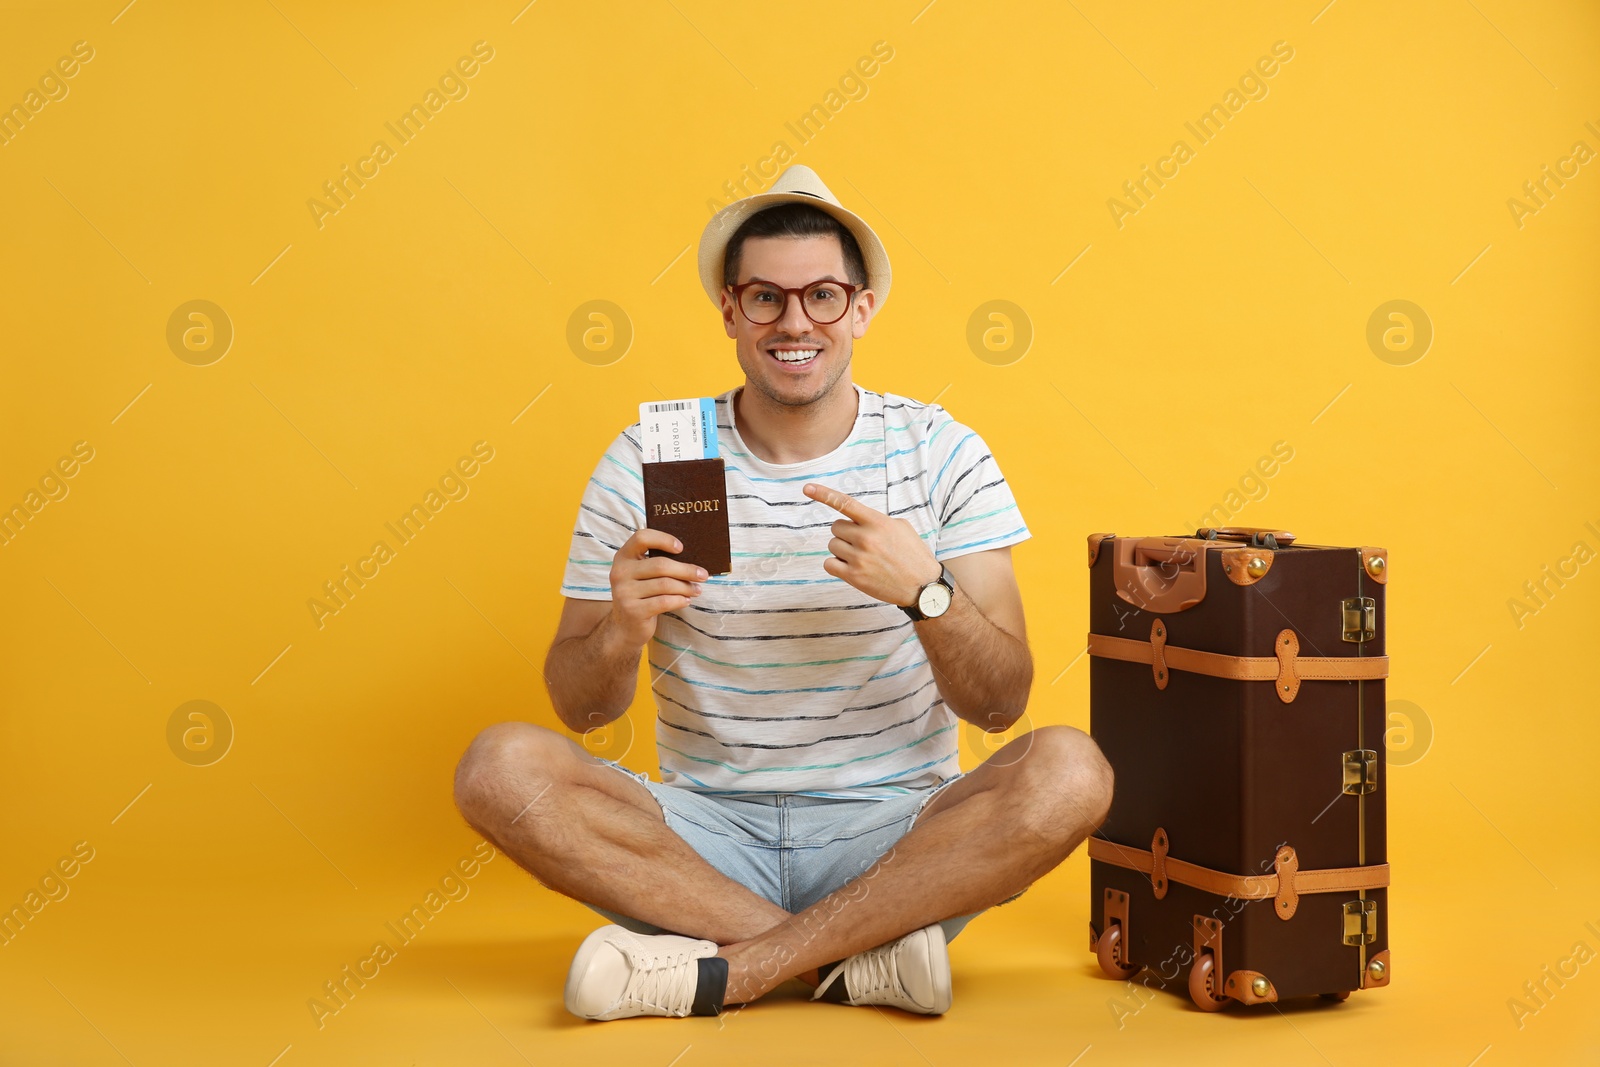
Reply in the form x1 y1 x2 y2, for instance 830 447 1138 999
918 579 952 618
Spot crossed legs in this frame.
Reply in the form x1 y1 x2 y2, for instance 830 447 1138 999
452 722 1114 1007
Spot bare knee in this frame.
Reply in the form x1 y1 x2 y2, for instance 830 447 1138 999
1009 725 1115 844
452 721 569 829
1072 730 1116 829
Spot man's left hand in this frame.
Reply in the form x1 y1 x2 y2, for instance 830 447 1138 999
805 482 941 608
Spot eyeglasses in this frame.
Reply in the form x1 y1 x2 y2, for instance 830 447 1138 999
727 279 861 325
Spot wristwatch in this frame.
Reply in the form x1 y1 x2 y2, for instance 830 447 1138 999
901 564 955 621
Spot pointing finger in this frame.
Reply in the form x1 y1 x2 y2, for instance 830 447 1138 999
803 482 880 524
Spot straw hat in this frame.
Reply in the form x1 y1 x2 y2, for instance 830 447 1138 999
697 164 892 310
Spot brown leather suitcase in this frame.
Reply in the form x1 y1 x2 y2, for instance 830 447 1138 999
1084 527 1392 1010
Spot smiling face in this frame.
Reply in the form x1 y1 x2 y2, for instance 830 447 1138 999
720 234 875 409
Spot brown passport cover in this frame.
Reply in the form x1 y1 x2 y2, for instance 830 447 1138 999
641 457 731 575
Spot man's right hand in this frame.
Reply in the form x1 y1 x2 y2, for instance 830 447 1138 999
607 528 707 648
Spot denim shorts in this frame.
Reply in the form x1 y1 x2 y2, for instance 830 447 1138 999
588 760 1023 944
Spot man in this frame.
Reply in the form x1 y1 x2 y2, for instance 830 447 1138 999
453 165 1114 1021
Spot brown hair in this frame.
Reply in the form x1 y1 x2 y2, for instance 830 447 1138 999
722 203 867 289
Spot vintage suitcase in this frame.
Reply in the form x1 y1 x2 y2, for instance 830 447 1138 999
1084 527 1392 1009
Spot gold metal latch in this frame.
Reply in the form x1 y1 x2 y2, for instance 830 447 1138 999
1341 597 1376 642
1342 899 1377 946
1342 749 1378 795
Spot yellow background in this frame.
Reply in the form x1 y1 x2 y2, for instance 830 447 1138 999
2 1 1597 1063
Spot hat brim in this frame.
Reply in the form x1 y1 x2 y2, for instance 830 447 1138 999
698 191 891 311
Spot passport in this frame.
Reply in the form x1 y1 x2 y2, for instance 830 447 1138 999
642 457 731 575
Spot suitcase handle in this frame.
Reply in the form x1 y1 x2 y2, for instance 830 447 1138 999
1195 526 1296 549
1113 537 1211 613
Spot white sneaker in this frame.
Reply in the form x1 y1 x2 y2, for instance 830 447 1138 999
811 923 952 1015
564 925 728 1020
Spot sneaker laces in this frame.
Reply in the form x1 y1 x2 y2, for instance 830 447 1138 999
620 943 700 1016
812 941 900 1004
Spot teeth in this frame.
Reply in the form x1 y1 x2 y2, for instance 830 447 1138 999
771 349 820 363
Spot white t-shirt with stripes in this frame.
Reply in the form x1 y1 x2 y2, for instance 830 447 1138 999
559 384 1030 798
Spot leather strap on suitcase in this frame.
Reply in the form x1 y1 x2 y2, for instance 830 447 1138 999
1087 623 1388 703
1088 835 1390 920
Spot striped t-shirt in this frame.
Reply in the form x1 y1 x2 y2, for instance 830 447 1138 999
559 384 1030 798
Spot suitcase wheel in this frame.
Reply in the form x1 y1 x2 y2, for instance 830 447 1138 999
1094 923 1139 979
1188 952 1230 1011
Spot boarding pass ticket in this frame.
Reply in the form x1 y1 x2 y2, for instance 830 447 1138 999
640 398 721 463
